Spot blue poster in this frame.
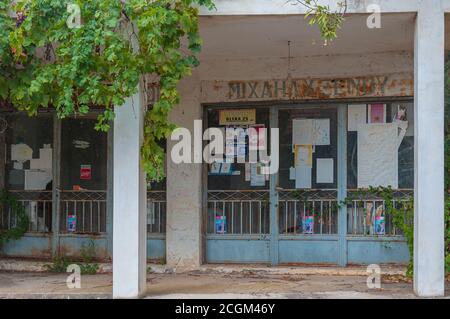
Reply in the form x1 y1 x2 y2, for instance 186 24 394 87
302 216 314 234
215 215 227 234
67 214 76 232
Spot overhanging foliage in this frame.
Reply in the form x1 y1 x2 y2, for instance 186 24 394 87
0 0 214 181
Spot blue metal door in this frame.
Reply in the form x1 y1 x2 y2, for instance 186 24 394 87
204 103 411 265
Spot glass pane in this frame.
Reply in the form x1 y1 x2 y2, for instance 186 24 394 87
60 118 107 191
206 107 270 235
3 114 53 232
347 102 414 190
346 101 414 236
5 114 53 191
278 107 338 189
206 107 270 191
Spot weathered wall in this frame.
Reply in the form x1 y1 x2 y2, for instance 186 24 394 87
166 70 204 269
198 51 413 81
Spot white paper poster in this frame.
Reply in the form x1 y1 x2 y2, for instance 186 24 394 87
348 104 367 131
13 162 23 170
295 145 313 167
245 163 251 181
250 163 265 187
11 143 33 162
312 119 330 146
236 144 246 161
24 170 52 190
295 165 312 189
73 140 90 149
289 167 296 180
293 119 330 146
292 119 314 145
39 148 52 166
30 147 53 170
357 123 407 188
392 103 414 136
316 158 334 184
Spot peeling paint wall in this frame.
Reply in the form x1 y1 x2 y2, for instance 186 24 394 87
166 70 203 269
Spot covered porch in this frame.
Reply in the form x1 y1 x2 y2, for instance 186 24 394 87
112 3 447 298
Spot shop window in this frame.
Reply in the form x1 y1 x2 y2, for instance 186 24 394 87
2 114 53 232
61 118 107 191
59 118 107 233
278 107 338 190
206 107 271 235
206 107 270 191
147 138 166 234
277 107 338 235
346 102 414 236
347 102 414 190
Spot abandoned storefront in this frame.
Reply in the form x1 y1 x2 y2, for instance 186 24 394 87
0 109 166 260
0 5 447 298
202 73 414 265
1 74 414 265
0 111 111 258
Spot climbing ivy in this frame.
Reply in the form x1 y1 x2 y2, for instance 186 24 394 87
0 190 29 246
0 0 214 182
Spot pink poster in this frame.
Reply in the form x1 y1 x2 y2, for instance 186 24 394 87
249 125 266 151
369 104 386 123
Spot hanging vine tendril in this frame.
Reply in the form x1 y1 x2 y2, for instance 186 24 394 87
289 0 347 43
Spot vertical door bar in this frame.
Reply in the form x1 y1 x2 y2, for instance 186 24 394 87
51 115 61 256
106 124 114 257
337 104 348 266
269 106 279 265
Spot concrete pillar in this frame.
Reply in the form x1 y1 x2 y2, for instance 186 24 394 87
113 88 147 298
166 72 203 269
413 2 445 297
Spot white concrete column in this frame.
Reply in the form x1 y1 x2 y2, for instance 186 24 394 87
166 72 203 270
113 88 147 298
413 1 445 297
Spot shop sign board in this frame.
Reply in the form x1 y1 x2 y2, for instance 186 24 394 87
201 73 413 103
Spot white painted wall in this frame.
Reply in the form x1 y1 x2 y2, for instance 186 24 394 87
413 1 445 297
113 89 147 298
200 0 450 15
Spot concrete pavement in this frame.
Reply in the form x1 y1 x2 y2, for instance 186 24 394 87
0 269 448 299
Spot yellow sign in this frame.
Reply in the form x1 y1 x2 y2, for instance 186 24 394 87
219 109 256 125
294 145 313 167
